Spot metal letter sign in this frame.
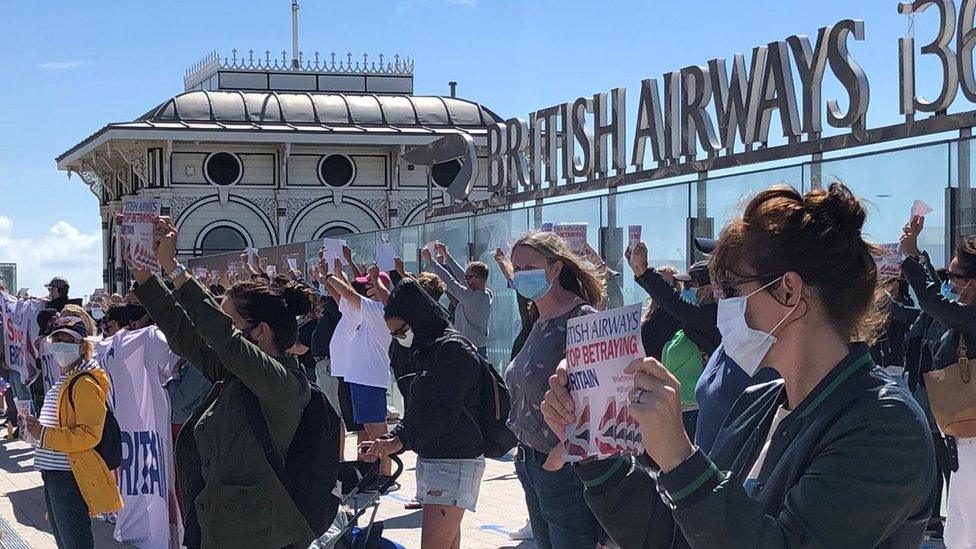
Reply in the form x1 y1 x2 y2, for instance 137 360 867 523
452 2 976 216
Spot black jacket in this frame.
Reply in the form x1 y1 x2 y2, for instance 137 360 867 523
310 295 341 359
578 345 935 548
870 295 919 368
641 307 682 361
386 279 484 459
635 269 721 356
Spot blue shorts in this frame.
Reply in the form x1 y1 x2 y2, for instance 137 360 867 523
349 383 387 424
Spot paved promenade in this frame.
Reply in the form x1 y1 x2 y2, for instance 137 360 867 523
0 434 532 549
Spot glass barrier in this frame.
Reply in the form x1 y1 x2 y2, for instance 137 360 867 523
605 183 692 308
472 208 531 370
809 142 950 267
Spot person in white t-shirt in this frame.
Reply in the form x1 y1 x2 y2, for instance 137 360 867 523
325 260 395 480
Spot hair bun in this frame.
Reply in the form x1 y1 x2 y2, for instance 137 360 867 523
803 182 866 239
281 283 313 317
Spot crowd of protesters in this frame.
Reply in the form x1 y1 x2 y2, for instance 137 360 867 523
0 180 973 548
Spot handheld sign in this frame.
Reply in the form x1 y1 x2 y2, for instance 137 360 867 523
287 257 299 271
628 226 642 254
121 198 162 271
322 238 348 266
911 200 934 218
554 222 588 255
265 265 277 277
245 247 259 267
563 303 645 462
376 242 397 272
876 243 902 279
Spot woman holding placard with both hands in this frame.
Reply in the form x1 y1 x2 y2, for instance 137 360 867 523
541 182 936 548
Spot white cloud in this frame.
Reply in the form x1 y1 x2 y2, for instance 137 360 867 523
38 61 91 71
396 0 475 13
0 216 102 298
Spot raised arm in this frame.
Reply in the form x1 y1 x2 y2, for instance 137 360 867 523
325 258 362 310
368 264 390 305
151 217 306 404
629 243 717 332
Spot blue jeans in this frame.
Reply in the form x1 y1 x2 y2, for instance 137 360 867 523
41 470 94 549
514 445 602 549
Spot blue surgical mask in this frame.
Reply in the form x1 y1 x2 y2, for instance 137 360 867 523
680 288 702 306
513 269 552 301
942 281 960 301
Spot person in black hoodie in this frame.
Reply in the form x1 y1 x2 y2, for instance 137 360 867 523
362 279 486 549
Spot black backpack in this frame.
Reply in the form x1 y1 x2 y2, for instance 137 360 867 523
67 372 122 470
244 380 341 536
463 351 517 459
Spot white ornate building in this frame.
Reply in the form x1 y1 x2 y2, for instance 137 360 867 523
57 50 500 292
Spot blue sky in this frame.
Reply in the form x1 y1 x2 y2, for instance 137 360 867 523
0 0 961 294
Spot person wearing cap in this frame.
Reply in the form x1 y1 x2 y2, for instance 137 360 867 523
22 318 122 548
628 242 778 454
44 277 71 312
323 260 396 482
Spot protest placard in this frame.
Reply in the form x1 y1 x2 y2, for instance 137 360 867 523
554 222 588 255
376 242 397 272
628 225 642 253
287 257 299 271
245 247 259 267
265 265 277 277
192 267 208 279
210 269 220 280
912 199 934 218
120 198 162 271
322 238 348 266
562 303 645 462
876 243 902 279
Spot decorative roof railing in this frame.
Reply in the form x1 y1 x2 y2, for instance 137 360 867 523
184 49 414 88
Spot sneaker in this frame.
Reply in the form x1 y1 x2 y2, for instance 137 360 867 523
509 520 533 540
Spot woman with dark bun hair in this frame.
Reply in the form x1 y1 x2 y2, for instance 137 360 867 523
542 183 936 548
130 217 318 549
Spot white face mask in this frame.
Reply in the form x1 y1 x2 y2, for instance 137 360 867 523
716 276 798 377
49 342 82 369
395 327 415 348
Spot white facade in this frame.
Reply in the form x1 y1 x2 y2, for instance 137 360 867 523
56 51 500 293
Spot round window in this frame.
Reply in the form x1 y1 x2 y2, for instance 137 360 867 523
205 152 243 186
319 154 356 188
431 159 462 189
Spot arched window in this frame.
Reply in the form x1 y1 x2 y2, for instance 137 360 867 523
316 225 355 240
199 225 247 255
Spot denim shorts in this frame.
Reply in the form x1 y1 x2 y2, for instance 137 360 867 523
416 457 486 512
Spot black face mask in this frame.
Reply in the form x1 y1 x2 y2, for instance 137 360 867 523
125 304 147 322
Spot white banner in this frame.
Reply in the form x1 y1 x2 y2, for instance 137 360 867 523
0 291 44 386
97 327 183 549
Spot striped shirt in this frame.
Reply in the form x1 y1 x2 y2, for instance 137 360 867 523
34 361 99 471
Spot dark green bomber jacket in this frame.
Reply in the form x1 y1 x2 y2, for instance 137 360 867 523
577 344 935 548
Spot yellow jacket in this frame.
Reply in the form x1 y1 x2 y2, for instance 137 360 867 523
39 365 123 516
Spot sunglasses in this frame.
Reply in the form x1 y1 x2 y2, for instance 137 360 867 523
389 323 410 339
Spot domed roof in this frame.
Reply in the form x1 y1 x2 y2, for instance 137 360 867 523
144 90 500 127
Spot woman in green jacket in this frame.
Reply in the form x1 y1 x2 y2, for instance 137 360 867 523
130 217 314 549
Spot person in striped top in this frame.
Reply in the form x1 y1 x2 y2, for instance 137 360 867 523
23 316 121 549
